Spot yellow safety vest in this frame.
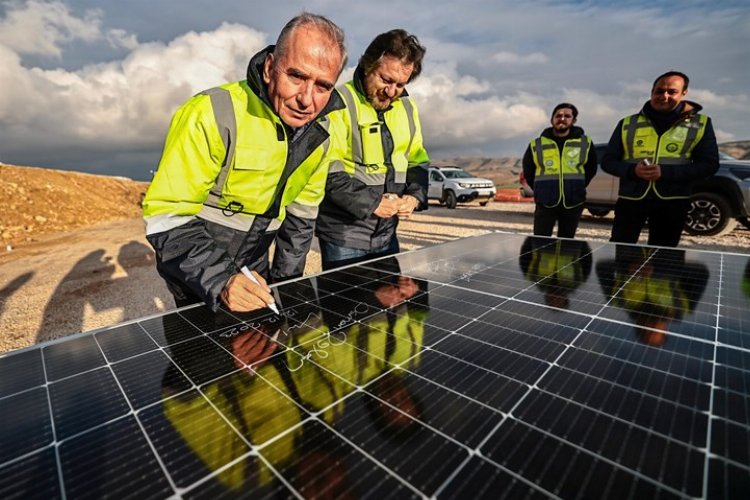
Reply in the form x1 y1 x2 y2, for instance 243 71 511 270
530 135 591 207
143 80 345 234
330 81 429 186
619 113 708 200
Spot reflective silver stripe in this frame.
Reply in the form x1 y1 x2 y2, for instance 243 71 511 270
144 214 196 235
532 138 556 175
401 97 417 162
394 171 406 183
623 115 651 159
339 86 363 162
561 173 585 181
201 87 237 206
659 158 689 165
286 201 319 219
535 174 559 181
196 205 257 231
352 170 388 185
679 116 701 156
195 205 283 232
328 159 347 173
577 138 590 174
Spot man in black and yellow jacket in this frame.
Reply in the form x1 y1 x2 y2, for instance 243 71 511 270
143 15 348 312
602 70 719 247
315 29 430 270
522 103 597 238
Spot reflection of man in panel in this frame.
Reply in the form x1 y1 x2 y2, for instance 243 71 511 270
519 237 592 309
595 246 708 346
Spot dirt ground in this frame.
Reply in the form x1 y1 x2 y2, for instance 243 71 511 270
1 199 749 354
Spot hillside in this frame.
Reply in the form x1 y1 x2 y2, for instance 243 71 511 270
0 164 149 248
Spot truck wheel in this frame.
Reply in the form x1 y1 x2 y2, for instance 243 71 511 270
480 201 489 207
587 207 610 217
739 217 750 230
445 190 457 209
684 192 737 236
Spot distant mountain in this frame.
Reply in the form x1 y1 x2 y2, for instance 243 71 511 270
431 157 521 188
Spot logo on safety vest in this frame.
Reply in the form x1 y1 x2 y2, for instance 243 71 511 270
666 143 679 153
545 160 554 166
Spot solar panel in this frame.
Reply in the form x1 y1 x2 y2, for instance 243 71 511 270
1 232 748 499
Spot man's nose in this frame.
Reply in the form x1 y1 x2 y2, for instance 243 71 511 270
297 82 314 107
383 84 395 98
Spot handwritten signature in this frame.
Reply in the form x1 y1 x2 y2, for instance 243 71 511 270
284 301 370 372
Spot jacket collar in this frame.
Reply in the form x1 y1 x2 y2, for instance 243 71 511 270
540 125 585 140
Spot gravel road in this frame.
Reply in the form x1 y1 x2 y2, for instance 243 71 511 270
1 201 748 353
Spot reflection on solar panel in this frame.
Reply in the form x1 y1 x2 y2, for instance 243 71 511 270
1 232 749 499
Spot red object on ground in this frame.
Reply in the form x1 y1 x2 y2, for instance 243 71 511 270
494 189 533 202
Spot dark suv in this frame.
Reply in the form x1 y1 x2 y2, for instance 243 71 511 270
520 144 750 236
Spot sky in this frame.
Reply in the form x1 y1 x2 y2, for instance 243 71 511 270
0 0 748 181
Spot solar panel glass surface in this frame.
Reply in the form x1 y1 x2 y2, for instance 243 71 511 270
1 232 748 499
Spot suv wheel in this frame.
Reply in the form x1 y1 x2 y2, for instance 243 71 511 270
445 190 457 209
587 207 610 217
684 192 737 236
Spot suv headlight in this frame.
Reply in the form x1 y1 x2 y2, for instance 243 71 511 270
730 168 750 180
458 182 470 188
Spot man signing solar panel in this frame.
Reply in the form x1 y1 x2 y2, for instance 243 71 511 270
142 14 348 313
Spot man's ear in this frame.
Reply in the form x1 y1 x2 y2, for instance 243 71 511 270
263 53 274 85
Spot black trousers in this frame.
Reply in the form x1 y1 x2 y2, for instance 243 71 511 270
533 204 584 238
610 197 690 247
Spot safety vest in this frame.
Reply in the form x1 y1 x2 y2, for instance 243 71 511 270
143 80 343 235
524 244 583 288
530 135 591 207
619 112 708 200
329 81 429 187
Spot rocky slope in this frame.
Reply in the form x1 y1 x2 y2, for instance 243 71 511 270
0 164 148 249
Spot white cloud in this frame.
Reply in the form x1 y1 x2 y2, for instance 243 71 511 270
492 51 548 64
0 21 267 157
409 63 547 152
0 0 103 56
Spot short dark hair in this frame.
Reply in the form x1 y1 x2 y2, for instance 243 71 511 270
552 102 578 119
651 70 689 92
359 29 426 83
275 13 348 74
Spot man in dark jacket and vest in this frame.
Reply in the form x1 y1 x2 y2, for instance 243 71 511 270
143 14 348 313
315 29 430 270
602 70 719 247
522 103 597 238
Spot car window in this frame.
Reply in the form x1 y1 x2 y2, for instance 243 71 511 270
443 170 473 179
430 171 443 181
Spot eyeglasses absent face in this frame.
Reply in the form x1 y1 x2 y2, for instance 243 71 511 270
650 75 688 113
264 26 342 128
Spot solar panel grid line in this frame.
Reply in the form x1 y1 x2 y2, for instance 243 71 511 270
490 411 696 499
69 330 178 495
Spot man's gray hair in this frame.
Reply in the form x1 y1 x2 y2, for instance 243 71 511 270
274 13 348 75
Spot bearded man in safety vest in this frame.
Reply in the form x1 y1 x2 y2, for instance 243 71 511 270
522 103 598 239
143 14 348 312
602 70 719 247
315 29 430 270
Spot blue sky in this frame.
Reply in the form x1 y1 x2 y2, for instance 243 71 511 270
0 0 748 180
